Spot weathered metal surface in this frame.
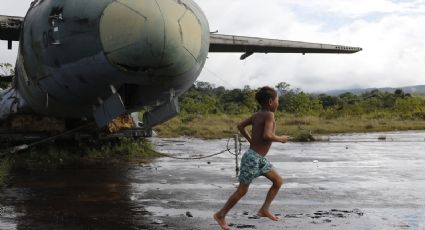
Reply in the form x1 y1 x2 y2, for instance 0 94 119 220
93 93 126 128
209 34 362 55
0 15 23 41
100 0 203 75
100 0 165 72
143 97 180 129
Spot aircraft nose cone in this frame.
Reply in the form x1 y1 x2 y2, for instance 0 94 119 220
99 0 203 75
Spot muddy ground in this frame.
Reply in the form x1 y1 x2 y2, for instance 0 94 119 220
1 132 425 229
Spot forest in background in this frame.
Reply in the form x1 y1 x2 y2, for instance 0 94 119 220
156 81 425 139
179 81 425 119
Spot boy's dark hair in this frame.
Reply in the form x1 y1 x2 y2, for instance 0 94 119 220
255 86 278 107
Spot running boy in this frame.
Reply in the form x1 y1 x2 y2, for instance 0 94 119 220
214 86 289 230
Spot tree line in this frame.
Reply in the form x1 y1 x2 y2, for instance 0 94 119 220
180 81 425 119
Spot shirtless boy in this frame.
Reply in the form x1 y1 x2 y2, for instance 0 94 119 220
214 86 289 230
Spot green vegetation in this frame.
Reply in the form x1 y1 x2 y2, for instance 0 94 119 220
0 138 160 186
157 113 425 139
9 138 160 171
179 82 257 115
157 82 425 139
85 138 160 161
156 114 246 139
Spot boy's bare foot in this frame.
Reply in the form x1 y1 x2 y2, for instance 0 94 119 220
214 213 230 230
257 209 280 221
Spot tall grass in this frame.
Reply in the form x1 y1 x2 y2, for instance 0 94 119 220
157 113 425 139
156 114 246 139
85 138 160 160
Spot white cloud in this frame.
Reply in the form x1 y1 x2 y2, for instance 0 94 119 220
197 0 425 91
0 0 31 16
288 0 400 16
283 0 425 17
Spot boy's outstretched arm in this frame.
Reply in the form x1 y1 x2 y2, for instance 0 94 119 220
263 112 288 143
238 116 253 144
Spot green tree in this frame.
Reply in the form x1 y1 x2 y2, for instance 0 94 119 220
394 97 423 114
195 81 214 93
284 92 310 114
318 94 340 108
339 92 359 105
276 82 291 95
180 94 219 115
219 88 256 114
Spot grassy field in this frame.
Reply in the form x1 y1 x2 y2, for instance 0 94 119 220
156 113 425 139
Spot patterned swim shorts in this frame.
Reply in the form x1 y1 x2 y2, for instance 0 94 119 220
238 149 274 184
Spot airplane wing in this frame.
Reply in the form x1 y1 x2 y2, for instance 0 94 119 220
209 34 362 60
0 15 24 49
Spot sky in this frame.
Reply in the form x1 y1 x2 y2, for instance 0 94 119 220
1 0 425 92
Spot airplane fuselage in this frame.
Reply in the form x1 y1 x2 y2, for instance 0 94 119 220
15 0 210 121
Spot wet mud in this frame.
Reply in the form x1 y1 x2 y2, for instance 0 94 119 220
1 131 425 229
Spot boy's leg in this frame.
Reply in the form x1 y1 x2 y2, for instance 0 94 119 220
214 183 250 230
257 170 283 221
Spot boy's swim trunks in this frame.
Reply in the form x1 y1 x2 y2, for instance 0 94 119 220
238 149 274 184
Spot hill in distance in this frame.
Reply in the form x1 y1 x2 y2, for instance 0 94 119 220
320 85 425 96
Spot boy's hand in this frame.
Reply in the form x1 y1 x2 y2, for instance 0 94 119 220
280 136 289 143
